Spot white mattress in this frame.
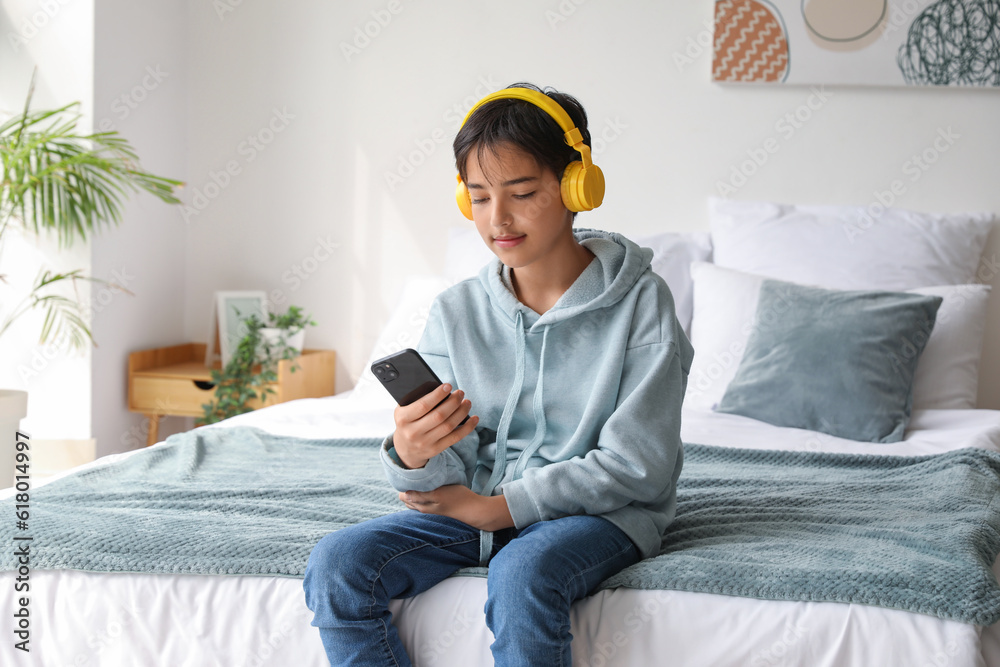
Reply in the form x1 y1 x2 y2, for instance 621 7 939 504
3 393 1000 666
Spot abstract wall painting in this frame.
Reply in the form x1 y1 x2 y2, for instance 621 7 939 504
712 0 1000 87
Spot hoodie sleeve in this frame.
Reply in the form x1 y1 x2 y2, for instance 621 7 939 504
380 431 479 492
379 297 481 492
501 289 692 527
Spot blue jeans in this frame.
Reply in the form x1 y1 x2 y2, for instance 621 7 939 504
303 510 640 666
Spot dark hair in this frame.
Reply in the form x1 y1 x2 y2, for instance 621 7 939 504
453 82 592 213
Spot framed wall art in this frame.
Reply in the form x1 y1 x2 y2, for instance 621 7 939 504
712 0 1000 87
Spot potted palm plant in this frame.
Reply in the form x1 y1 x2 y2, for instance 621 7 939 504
0 70 183 486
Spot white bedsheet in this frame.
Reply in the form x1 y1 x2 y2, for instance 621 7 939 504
3 393 1000 666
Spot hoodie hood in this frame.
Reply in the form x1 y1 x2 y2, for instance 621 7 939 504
479 228 655 329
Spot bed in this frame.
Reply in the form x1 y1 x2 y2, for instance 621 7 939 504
2 197 999 666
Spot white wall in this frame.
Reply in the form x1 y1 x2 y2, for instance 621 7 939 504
90 1 189 456
180 0 1000 418
0 0 94 440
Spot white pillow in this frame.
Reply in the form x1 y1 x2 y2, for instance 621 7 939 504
443 226 713 335
709 197 994 290
686 262 767 411
632 231 713 336
910 283 991 409
686 262 991 412
350 275 452 406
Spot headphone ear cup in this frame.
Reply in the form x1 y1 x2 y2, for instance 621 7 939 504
560 161 606 212
455 177 474 220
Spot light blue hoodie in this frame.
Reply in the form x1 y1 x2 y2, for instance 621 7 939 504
380 229 694 561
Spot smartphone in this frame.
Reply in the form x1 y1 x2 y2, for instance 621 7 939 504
370 348 469 425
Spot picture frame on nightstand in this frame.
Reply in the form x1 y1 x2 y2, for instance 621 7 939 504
205 291 268 368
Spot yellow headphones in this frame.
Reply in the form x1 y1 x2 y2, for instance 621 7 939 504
454 87 605 220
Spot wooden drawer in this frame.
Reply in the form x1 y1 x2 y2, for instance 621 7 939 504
131 375 225 416
128 343 334 417
130 375 283 416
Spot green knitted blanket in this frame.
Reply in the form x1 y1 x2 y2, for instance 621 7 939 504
2 425 999 625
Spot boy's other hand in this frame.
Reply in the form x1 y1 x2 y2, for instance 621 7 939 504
392 383 479 470
400 485 514 532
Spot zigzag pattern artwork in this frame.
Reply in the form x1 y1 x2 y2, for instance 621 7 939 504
713 0 790 82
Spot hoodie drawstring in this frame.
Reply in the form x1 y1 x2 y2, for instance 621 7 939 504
510 326 549 481
478 314 552 566
478 310 526 565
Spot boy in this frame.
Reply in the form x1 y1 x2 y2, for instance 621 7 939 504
304 82 693 666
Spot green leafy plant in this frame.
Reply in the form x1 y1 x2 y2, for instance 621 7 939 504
267 304 316 332
0 69 183 351
197 305 317 426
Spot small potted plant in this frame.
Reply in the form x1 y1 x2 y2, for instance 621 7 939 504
197 305 316 426
259 304 317 357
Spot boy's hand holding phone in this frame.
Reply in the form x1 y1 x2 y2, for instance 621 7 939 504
371 349 479 470
392 383 478 469
371 349 510 530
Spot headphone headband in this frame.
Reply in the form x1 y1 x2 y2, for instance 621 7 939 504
454 86 604 220
460 88 590 166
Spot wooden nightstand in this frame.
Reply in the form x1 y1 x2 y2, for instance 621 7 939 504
128 343 336 447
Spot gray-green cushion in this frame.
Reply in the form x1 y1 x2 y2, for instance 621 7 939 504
716 279 943 443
